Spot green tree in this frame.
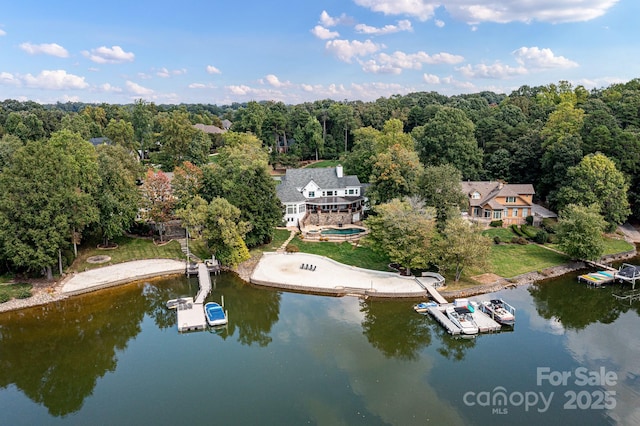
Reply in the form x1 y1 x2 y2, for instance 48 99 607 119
131 99 154 160
156 110 211 169
172 161 203 209
49 130 100 256
95 144 140 246
104 118 135 153
364 197 436 275
0 134 23 171
340 126 379 182
367 144 422 205
0 141 77 278
203 197 251 267
176 195 209 239
419 164 467 227
556 204 606 261
140 169 175 242
201 132 281 247
433 217 491 282
555 153 631 231
412 107 483 179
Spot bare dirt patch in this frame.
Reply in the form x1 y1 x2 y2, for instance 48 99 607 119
471 273 503 284
86 255 111 264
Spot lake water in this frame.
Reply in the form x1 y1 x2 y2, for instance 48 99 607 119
0 268 639 425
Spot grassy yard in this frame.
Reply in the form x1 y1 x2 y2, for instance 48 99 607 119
288 237 392 271
482 227 518 241
602 236 635 255
304 160 340 168
71 235 184 272
488 243 570 278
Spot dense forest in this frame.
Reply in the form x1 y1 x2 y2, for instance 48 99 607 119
1 78 639 276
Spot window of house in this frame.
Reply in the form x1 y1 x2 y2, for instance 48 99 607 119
523 208 529 217
484 210 492 218
308 191 315 198
348 189 354 195
287 206 295 214
473 207 480 217
299 204 306 213
506 196 516 203
471 192 481 200
326 190 334 196
493 210 502 219
512 208 518 217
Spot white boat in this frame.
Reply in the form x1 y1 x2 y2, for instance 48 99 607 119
480 299 515 326
166 298 189 309
413 301 438 313
204 302 228 327
446 306 479 335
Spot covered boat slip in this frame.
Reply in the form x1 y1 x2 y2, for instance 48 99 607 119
424 303 502 335
615 264 640 289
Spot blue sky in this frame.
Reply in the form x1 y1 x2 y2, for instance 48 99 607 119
1 0 638 105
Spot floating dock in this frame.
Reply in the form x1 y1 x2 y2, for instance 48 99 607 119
425 303 502 335
578 270 616 286
176 263 213 332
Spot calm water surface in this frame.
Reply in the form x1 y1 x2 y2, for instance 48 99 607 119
1 269 639 425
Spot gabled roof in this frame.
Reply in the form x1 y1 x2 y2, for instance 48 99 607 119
276 181 306 203
281 167 361 191
461 181 535 208
194 123 224 134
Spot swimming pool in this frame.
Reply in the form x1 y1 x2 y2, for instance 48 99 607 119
320 227 366 236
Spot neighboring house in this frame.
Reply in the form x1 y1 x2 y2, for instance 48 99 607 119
461 181 538 226
276 165 366 228
193 123 225 134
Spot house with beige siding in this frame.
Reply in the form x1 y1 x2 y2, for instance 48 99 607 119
461 181 536 225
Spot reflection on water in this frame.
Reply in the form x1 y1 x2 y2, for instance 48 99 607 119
0 269 638 424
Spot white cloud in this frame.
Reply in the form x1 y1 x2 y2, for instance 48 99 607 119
319 10 353 27
97 83 122 93
457 62 528 79
355 19 413 35
311 25 340 40
362 50 464 74
125 80 153 95
82 46 135 64
353 0 437 21
188 82 217 89
325 39 382 63
0 72 20 86
513 46 579 69
0 29 6 36
262 74 289 88
227 84 252 96
156 67 187 78
22 70 88 90
354 0 619 24
423 73 441 84
206 65 221 75
19 42 69 58
435 19 445 28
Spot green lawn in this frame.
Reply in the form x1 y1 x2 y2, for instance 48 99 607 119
482 227 517 241
602 237 635 255
72 235 184 272
488 243 570 278
288 237 392 271
304 160 340 168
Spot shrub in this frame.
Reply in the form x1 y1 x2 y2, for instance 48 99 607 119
0 293 9 303
16 288 32 299
489 220 503 228
511 224 525 237
521 224 538 239
511 236 528 245
534 229 549 244
525 215 534 226
285 244 299 253
541 218 557 234
493 236 501 244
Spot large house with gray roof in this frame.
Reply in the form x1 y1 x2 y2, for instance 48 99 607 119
276 165 366 228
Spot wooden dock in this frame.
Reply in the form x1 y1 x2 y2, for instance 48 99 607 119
176 263 212 332
470 309 501 333
578 270 616 286
425 303 502 335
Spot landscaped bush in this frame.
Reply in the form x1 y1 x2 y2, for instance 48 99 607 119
511 224 525 237
521 224 538 239
285 244 299 253
493 236 501 244
541 218 557 234
511 236 528 245
0 293 9 303
489 220 503 227
526 215 534 226
534 229 549 244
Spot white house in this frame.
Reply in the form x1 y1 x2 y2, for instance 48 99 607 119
276 165 366 228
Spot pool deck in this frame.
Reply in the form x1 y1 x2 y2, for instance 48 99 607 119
250 252 430 298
